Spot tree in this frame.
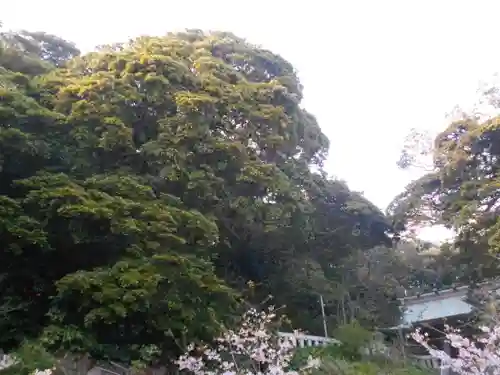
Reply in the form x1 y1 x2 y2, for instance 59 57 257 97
390 78 500 283
0 31 238 363
1 30 80 66
0 28 79 75
1 28 403 365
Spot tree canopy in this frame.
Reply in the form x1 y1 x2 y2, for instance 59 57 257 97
390 93 500 283
0 27 417 366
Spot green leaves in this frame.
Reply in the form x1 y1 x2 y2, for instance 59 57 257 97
392 103 500 283
0 28 398 366
0 169 233 358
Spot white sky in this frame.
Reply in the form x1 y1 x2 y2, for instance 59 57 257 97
3 0 500 241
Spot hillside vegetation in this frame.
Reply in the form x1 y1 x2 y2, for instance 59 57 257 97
0 26 490 371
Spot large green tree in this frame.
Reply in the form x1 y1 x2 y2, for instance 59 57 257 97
0 30 238 363
390 89 500 283
0 27 402 366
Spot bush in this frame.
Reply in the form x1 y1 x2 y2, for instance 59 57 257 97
291 337 431 375
314 358 431 375
0 341 54 375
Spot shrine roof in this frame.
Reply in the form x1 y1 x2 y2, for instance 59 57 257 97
402 295 473 326
386 281 500 330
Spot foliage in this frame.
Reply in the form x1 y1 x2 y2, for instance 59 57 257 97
0 29 79 74
332 321 373 360
176 307 321 375
390 239 460 296
0 25 411 365
312 358 430 375
390 79 500 284
290 345 343 371
288 322 374 365
292 345 430 375
0 342 54 375
0 28 243 363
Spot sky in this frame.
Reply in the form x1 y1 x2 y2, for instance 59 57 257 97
3 0 500 241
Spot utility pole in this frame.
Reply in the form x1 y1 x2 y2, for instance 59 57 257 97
319 294 328 338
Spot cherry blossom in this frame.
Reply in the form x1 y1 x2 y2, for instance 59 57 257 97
412 325 500 375
176 307 320 375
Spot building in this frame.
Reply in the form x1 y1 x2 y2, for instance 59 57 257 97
384 281 500 373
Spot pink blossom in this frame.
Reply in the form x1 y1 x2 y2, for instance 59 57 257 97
412 325 500 375
176 307 320 375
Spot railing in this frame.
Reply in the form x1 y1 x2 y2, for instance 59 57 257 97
278 332 340 348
